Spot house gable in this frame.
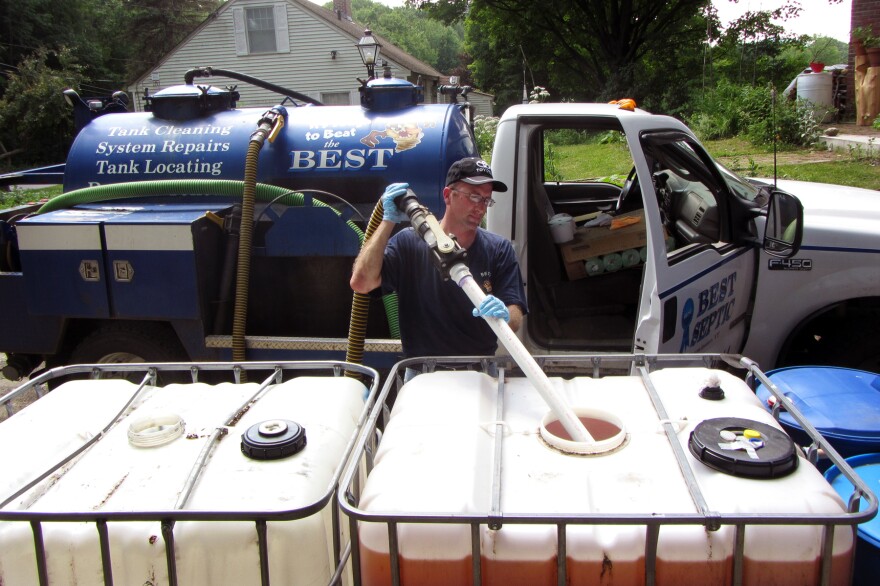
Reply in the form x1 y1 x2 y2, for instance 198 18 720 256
128 0 441 111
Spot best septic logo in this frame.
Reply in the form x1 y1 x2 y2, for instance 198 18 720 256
680 272 737 352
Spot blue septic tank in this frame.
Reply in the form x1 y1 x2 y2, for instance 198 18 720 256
63 77 478 216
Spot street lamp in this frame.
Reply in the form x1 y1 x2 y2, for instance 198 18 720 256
356 28 381 80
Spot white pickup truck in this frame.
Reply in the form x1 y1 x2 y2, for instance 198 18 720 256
486 102 879 372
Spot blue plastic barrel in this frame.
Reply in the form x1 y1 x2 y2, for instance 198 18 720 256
824 453 880 586
754 366 880 458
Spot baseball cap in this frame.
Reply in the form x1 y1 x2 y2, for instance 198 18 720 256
445 157 508 192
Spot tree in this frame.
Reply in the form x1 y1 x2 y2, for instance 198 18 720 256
0 48 85 164
347 0 464 74
412 0 711 110
119 0 222 81
411 0 846 113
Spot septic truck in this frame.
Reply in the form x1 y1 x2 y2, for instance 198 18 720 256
0 71 878 380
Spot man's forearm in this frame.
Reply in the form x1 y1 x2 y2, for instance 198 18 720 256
350 221 395 293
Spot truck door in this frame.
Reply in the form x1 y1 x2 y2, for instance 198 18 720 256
633 131 758 356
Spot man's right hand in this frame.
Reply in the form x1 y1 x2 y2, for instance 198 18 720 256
381 183 410 223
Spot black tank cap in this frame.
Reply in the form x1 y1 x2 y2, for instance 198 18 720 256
241 419 307 461
688 417 798 479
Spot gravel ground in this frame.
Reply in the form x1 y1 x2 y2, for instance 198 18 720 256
0 353 42 423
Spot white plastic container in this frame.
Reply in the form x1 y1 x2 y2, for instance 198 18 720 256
797 71 834 123
548 213 575 243
0 376 366 586
356 368 854 585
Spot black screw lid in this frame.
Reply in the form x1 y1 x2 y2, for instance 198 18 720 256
241 419 307 461
699 383 725 400
688 417 798 479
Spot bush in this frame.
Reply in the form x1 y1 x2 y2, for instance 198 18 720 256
689 80 821 147
473 115 499 160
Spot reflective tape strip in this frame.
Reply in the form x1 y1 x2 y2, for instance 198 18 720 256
105 225 194 251
16 224 102 251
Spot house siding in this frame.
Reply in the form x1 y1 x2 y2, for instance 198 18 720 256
129 0 436 111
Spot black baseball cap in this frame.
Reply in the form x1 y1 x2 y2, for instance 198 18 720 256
445 157 508 192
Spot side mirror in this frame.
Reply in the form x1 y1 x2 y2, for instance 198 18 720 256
763 191 803 258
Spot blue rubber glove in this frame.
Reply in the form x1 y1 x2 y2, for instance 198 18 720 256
381 182 410 223
472 295 510 322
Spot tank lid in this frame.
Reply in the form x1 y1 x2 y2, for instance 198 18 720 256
144 84 239 121
360 76 423 111
241 419 307 460
688 417 798 479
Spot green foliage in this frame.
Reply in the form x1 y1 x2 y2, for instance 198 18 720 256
120 0 223 80
472 115 499 159
0 186 62 210
350 0 464 74
688 80 823 148
0 48 85 164
459 0 709 112
873 116 880 131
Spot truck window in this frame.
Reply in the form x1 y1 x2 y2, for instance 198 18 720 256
641 135 730 256
540 128 637 217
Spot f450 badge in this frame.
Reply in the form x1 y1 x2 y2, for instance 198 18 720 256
768 258 812 271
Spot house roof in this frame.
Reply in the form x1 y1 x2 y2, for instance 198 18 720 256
130 0 441 87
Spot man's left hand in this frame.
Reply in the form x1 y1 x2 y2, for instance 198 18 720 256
472 295 510 322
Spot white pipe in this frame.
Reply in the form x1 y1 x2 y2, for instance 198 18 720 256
450 264 594 444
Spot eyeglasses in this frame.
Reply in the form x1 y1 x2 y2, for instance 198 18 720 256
452 188 495 207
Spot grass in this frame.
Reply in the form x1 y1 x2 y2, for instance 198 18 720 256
547 136 879 191
1 185 62 210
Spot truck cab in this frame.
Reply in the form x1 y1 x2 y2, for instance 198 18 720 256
488 103 875 371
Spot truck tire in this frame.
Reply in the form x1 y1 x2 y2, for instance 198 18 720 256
69 322 188 382
816 321 880 373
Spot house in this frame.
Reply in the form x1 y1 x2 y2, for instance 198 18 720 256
127 0 445 111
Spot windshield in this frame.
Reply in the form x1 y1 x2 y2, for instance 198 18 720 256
715 162 765 204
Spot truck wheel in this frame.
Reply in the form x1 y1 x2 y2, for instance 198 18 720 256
69 322 188 382
818 322 880 373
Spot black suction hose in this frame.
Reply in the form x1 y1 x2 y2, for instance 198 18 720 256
184 67 322 106
345 199 392 376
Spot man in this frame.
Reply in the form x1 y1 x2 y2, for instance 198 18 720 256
350 157 527 359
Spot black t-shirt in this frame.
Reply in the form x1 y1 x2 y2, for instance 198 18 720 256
380 227 528 358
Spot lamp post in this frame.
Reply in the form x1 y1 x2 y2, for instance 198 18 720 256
356 28 381 80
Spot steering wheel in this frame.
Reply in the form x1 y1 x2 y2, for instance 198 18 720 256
614 167 639 212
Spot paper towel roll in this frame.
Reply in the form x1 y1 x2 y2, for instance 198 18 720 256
584 257 604 276
621 248 640 267
602 253 623 272
549 213 575 243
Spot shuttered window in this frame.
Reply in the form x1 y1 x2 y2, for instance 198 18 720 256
247 7 276 53
233 3 290 56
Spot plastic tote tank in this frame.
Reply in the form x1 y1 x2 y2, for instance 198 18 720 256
347 363 859 586
0 368 369 586
797 71 834 123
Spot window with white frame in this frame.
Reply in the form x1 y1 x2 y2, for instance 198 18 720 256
246 7 276 53
233 3 290 56
321 91 352 106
